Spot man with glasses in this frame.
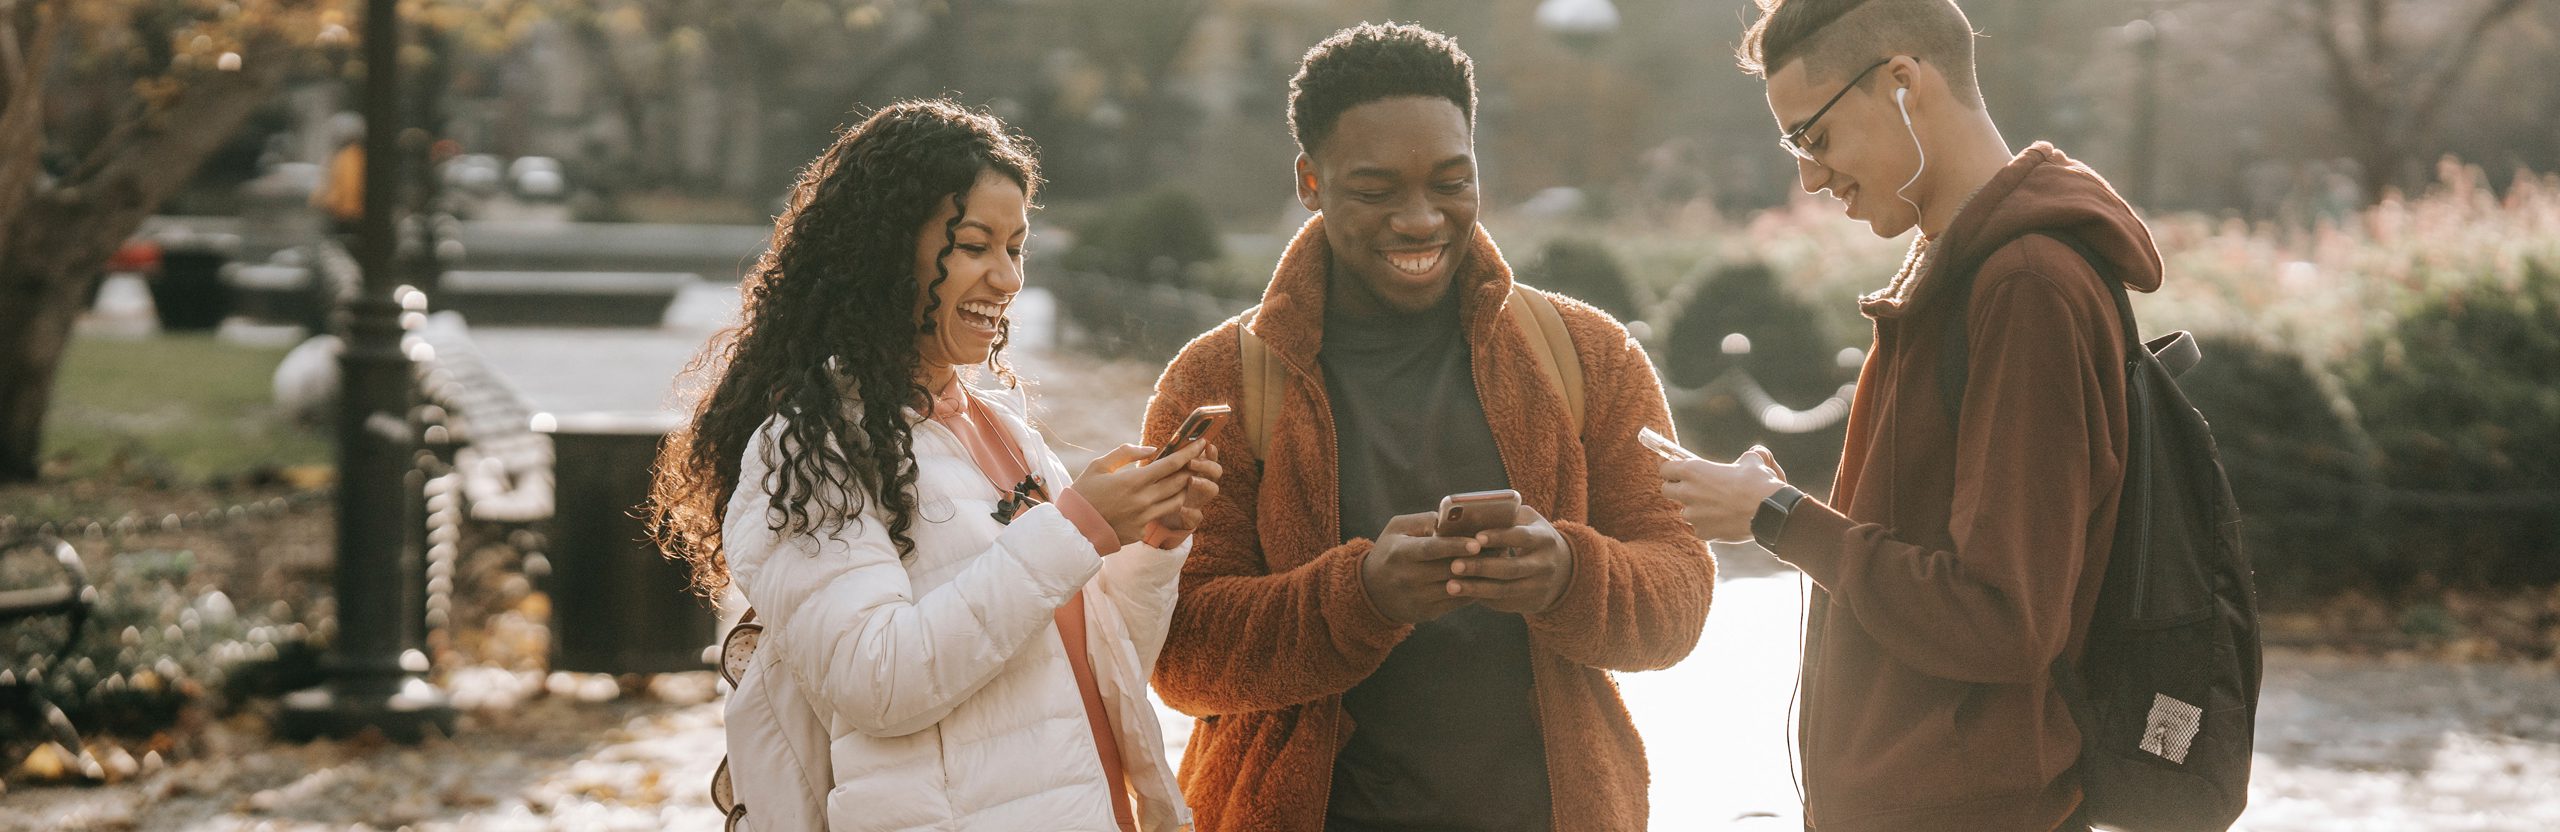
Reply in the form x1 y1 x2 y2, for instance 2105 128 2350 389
1655 1 2167 830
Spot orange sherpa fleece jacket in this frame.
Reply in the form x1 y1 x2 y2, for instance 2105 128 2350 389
1139 216 1716 831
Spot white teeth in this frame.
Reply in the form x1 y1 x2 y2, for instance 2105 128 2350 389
958 300 1004 320
1387 249 1442 276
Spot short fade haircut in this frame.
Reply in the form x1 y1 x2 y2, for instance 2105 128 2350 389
1288 22 1477 155
1738 0 1983 108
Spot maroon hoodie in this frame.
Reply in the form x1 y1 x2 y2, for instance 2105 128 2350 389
1774 143 2164 831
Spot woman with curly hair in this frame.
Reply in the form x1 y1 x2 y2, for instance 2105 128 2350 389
649 99 1214 831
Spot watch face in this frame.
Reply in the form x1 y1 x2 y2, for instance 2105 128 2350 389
1754 487 1801 548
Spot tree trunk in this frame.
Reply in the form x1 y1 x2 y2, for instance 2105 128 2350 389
0 230 86 481
0 34 286 482
2353 131 2404 203
2296 0 2537 205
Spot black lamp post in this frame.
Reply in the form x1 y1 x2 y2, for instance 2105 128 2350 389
278 0 457 743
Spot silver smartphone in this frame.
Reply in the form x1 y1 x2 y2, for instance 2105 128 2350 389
1637 426 1701 461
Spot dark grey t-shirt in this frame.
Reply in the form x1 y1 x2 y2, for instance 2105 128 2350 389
1319 295 1552 832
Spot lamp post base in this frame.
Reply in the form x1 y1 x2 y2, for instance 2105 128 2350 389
276 675 457 743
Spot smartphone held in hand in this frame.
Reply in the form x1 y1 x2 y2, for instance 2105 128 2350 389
1637 426 1701 461
1437 489 1523 538
1154 404 1231 462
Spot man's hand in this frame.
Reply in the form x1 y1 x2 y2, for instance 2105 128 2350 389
1659 446 1789 544
1449 505 1576 614
1361 512 1479 624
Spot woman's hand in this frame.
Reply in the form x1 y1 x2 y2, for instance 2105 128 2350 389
1155 443 1222 533
1074 439 1211 545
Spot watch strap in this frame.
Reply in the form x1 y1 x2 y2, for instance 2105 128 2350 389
1753 485 1808 552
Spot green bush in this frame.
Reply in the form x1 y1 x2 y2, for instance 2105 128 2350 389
1524 237 1643 324
1664 262 1845 402
1660 261 1855 490
2343 258 2560 589
1061 187 1224 290
2176 335 2384 599
2183 260 2560 600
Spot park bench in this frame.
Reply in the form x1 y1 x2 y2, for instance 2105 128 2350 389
431 270 697 327
447 221 769 280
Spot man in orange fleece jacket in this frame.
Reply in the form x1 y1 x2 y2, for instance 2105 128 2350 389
1661 1 2164 830
1141 22 1714 832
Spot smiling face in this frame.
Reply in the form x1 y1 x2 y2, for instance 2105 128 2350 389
1297 95 1480 316
1767 57 1925 238
914 169 1030 370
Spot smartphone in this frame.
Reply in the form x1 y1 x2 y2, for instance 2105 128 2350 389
1437 489 1523 538
1153 404 1232 462
1638 426 1701 461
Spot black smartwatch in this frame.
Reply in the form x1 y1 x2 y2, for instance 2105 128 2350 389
1752 485 1807 553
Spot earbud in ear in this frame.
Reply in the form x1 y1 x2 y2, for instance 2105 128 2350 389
1895 87 1913 127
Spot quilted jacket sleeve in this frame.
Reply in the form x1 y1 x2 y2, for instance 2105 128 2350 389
1094 537 1192 681
725 418 1103 738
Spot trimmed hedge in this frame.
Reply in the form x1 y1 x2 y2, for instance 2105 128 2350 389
1661 261 1856 491
2341 258 2560 590
1663 261 1846 403
1051 187 1246 360
1060 187 1224 290
1524 237 1643 324
2177 335 2384 599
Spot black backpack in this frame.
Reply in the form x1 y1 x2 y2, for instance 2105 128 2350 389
1937 232 2262 832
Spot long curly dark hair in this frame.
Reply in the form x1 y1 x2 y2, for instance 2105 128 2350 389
649 99 1042 600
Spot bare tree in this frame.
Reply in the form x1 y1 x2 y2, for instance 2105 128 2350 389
1069 0 1213 188
2288 0 2542 201
0 0 1009 481
0 1 304 482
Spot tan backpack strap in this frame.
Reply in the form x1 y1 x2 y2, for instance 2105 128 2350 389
1236 306 1279 461
1506 285 1586 436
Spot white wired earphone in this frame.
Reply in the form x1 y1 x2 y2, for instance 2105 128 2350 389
1895 86 1928 223
1789 84 1935 822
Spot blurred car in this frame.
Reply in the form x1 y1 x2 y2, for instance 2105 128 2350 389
507 156 566 201
444 154 506 200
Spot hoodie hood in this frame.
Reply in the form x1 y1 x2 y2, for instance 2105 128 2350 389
1863 142 2163 320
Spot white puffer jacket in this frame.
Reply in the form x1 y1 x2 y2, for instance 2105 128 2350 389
721 386 1193 831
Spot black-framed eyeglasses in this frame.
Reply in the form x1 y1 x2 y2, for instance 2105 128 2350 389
1778 58 1893 164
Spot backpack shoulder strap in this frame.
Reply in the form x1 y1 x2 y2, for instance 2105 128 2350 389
1937 232 2137 424
1505 285 1586 437
1236 306 1283 461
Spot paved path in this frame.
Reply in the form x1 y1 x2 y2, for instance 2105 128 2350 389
19 574 2552 831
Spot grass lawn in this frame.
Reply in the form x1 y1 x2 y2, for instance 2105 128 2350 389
36 333 329 487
